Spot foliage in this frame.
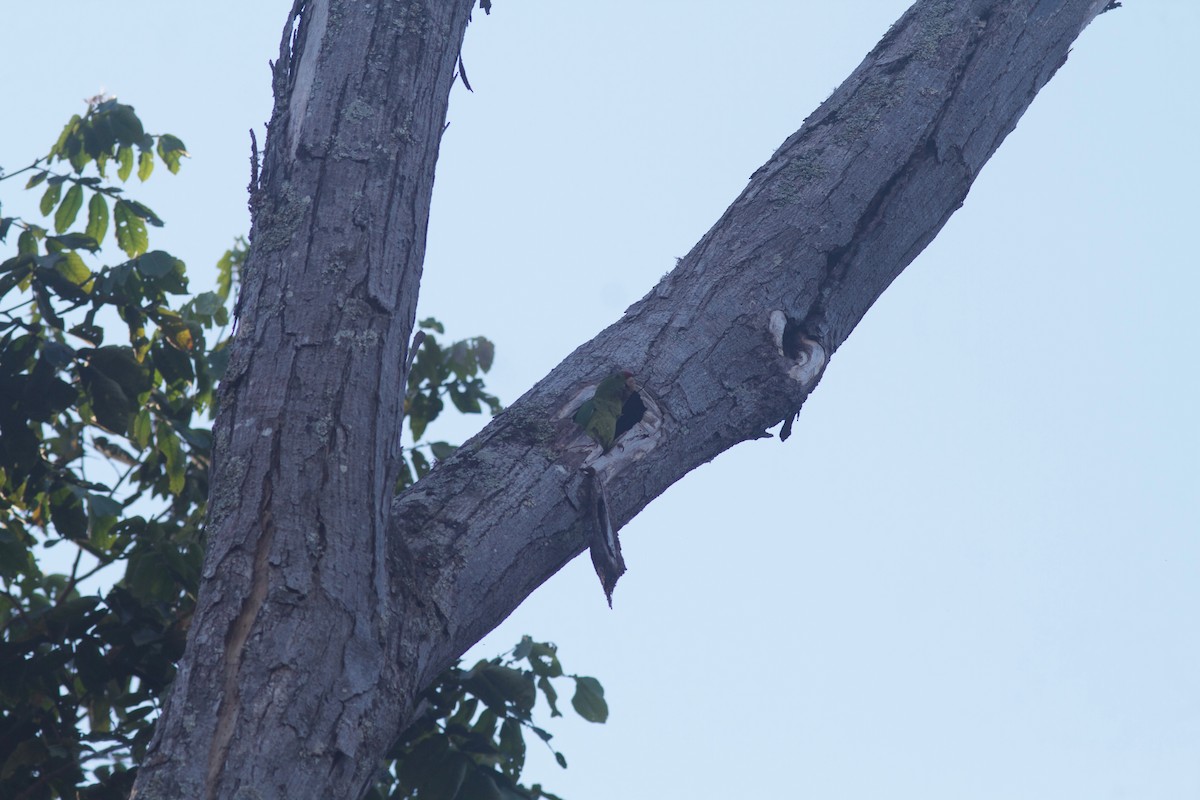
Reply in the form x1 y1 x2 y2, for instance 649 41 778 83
0 102 599 800
374 635 608 800
401 317 500 489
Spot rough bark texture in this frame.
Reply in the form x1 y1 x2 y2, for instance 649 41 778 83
133 1 475 798
135 1 1116 798
388 0 1117 692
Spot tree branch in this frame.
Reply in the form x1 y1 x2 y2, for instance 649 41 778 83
388 0 1117 689
134 2 1119 798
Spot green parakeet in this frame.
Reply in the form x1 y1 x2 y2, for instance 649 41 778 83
573 370 637 451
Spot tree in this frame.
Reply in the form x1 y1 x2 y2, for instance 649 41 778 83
101 1 1127 797
0 100 608 798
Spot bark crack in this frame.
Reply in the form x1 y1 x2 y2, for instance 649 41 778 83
205 468 277 799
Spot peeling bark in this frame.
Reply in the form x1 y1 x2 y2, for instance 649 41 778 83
134 1 1117 798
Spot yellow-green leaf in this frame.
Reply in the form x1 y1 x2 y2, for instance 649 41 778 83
116 145 134 181
131 409 152 449
156 134 188 174
55 184 84 233
114 201 148 257
55 252 93 292
137 150 154 182
40 182 62 216
51 114 81 158
157 427 185 495
85 193 109 245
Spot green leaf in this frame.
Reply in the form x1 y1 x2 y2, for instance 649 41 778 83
215 238 246 302
465 664 537 716
55 184 84 233
136 251 189 296
131 409 152 450
34 283 64 329
114 201 148 257
25 171 48 189
569 677 607 723
50 487 87 540
206 343 231 382
526 642 562 678
86 193 109 244
457 769 504 800
450 385 483 414
137 250 177 279
155 310 200 351
156 134 188 174
109 103 145 146
80 346 151 434
117 145 134 181
419 317 446 334
411 448 430 479
476 337 495 372
192 291 223 316
512 636 533 661
499 717 525 766
89 494 122 548
88 493 122 518
152 338 194 386
398 737 466 800
51 113 81 157
54 251 93 291
137 149 154 181
429 441 457 461
157 426 185 495
537 676 561 718
40 181 62 216
17 228 39 256
69 322 104 345
82 111 116 159
91 346 152 396
123 199 163 227
47 232 99 252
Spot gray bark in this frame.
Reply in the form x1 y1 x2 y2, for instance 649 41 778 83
133 1 1117 798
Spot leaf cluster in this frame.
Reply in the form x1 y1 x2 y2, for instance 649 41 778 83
374 636 608 800
0 99 221 799
1 103 601 800
399 317 500 488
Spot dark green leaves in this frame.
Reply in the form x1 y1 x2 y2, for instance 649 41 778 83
570 678 608 723
3 100 596 800
0 100 227 799
399 318 501 490
384 636 609 800
79 346 150 434
108 103 145 146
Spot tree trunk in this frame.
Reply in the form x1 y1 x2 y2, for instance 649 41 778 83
133 1 475 797
133 1 1117 797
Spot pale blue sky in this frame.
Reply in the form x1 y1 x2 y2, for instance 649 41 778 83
3 3 1197 798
